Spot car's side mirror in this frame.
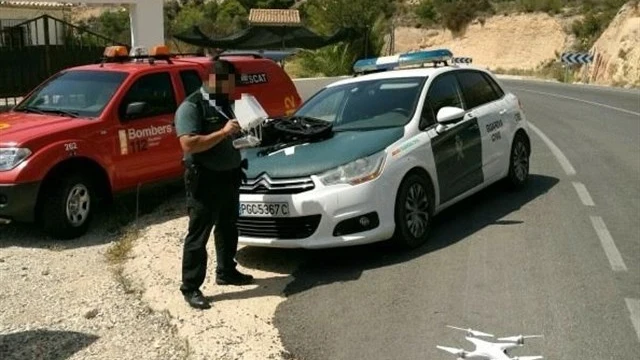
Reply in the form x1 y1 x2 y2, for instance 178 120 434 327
436 106 465 124
125 102 146 117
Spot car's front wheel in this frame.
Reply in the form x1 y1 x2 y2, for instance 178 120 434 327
393 173 433 249
506 132 530 189
40 172 95 240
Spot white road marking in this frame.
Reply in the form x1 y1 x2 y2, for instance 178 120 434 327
590 216 627 272
572 182 595 206
514 88 640 116
625 298 640 343
528 122 577 176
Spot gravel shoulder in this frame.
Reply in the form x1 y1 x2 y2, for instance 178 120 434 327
120 192 302 360
0 216 188 359
1 187 302 360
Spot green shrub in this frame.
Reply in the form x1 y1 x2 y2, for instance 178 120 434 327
415 0 438 25
76 9 131 45
294 11 390 76
296 42 357 77
435 0 493 34
413 0 493 34
516 0 564 14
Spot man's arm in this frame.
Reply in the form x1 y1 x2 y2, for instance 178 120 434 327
174 102 241 154
179 127 231 154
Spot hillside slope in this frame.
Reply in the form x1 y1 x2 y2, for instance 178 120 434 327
392 12 570 71
582 2 640 87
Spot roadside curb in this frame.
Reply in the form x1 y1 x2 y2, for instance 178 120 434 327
495 74 560 83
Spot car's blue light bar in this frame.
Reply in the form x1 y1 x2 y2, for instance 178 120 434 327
353 49 453 73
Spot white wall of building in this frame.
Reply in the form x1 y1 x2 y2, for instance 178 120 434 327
0 6 67 46
11 0 165 48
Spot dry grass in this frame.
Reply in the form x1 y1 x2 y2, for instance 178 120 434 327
105 227 139 265
100 194 196 359
106 223 142 294
491 57 577 82
112 265 137 294
284 57 308 78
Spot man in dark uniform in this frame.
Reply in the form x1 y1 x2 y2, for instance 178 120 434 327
174 59 254 310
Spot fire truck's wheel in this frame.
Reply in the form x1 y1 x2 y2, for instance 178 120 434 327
40 172 95 240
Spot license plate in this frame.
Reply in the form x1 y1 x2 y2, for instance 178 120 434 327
239 202 290 217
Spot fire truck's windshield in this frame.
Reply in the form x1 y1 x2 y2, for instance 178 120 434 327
15 70 128 119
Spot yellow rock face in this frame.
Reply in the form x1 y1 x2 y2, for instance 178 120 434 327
584 3 640 87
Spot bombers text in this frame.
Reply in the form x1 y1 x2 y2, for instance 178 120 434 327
128 125 173 140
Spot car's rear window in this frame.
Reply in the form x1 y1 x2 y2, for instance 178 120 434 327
15 70 128 118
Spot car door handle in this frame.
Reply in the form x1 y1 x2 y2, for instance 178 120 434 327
499 109 507 115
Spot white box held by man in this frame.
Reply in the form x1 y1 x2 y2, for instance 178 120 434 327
232 93 268 149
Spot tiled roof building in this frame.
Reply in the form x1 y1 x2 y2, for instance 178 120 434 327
248 8 301 26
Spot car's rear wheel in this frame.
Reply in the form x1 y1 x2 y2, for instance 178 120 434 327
507 132 530 189
40 172 95 240
393 173 433 249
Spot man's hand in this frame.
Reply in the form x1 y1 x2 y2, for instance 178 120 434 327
222 119 241 137
180 120 241 154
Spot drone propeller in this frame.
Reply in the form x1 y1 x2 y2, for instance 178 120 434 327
447 325 494 338
436 345 468 358
498 334 543 345
511 356 543 360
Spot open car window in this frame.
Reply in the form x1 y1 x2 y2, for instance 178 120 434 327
15 70 128 118
293 76 427 131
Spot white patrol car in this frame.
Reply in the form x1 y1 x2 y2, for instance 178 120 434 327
236 49 531 249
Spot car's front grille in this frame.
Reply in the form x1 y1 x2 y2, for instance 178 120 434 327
240 173 315 194
238 215 321 239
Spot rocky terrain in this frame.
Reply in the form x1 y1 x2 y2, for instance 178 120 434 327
392 12 570 71
390 1 639 87
0 213 189 360
581 2 640 87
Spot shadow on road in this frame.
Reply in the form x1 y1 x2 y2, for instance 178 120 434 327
0 181 186 250
0 329 99 360
236 174 559 296
205 275 292 303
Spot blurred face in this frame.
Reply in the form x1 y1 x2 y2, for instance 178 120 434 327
205 72 235 96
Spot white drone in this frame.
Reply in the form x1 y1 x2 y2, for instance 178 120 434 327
232 93 268 149
437 325 544 360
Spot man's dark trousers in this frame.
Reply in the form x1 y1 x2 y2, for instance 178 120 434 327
180 163 241 294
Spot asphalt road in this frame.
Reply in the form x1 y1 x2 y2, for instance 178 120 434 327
252 76 640 360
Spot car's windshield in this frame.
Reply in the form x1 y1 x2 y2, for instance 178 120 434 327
15 70 128 118
293 76 427 131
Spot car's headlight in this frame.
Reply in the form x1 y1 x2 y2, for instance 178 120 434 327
317 151 386 186
0 148 31 171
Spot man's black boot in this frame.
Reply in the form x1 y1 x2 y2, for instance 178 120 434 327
183 290 211 309
216 269 254 285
